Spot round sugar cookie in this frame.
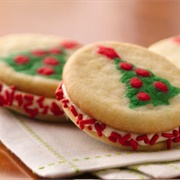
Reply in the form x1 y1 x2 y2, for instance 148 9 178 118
56 41 180 151
0 34 81 121
149 35 180 69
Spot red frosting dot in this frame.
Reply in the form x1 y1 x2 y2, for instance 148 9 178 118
49 48 62 54
130 77 143 88
14 55 29 64
137 92 150 101
32 49 47 56
120 62 133 71
97 46 120 59
37 66 54 75
135 68 150 77
172 36 180 44
154 81 168 92
43 57 59 66
61 41 79 49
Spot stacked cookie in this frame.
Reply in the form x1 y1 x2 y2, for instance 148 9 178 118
149 35 180 69
0 34 81 121
56 41 180 151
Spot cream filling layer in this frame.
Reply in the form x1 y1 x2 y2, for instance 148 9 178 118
0 81 64 117
62 83 179 147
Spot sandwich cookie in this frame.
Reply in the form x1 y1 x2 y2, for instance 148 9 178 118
56 41 180 151
0 34 81 121
149 35 180 69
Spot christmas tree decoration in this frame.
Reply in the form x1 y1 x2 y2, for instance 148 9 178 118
97 46 180 108
3 46 67 80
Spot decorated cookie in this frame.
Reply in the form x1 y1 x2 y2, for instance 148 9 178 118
149 35 180 69
56 41 180 151
0 34 81 121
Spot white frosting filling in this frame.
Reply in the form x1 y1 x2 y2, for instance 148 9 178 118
62 84 179 146
0 82 63 116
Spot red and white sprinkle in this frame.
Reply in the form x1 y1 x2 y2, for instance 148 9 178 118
60 82 180 151
0 81 64 118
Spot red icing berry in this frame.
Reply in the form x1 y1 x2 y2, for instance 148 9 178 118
49 48 62 54
14 55 29 64
137 92 150 101
172 36 180 44
120 62 133 71
32 49 47 56
61 41 79 49
135 68 150 77
154 81 168 92
43 57 59 66
37 66 54 75
130 77 143 88
97 46 120 59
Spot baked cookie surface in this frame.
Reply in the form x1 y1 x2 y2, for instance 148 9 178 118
149 35 180 69
0 34 81 121
56 41 180 150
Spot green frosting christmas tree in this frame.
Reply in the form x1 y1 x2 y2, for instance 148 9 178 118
3 47 66 80
97 46 180 108
2 41 79 80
